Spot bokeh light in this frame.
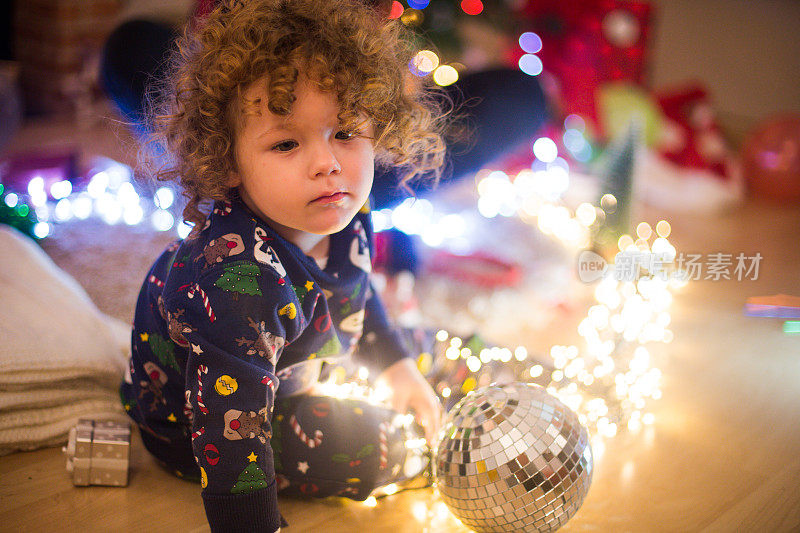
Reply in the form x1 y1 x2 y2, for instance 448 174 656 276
533 137 558 163
154 187 175 209
564 114 586 132
518 32 542 53
460 0 483 15
518 54 543 76
432 65 459 86
400 8 423 26
388 1 404 19
656 220 671 238
409 50 439 76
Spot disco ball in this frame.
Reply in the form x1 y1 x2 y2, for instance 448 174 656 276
434 382 593 532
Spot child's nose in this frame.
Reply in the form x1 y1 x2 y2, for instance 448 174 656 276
310 144 342 178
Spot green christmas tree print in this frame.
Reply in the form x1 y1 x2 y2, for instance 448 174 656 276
231 458 269 494
148 333 180 372
215 261 262 300
332 444 375 465
340 282 362 316
292 280 314 305
316 335 342 358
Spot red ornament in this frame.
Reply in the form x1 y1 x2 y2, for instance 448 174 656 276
742 114 800 204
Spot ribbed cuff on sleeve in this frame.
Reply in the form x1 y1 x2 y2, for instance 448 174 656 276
202 481 281 533
366 327 412 371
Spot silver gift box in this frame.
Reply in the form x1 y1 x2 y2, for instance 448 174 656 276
63 419 131 487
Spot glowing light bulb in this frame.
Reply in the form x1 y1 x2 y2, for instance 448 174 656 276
33 222 50 239
432 65 459 86
154 187 175 209
410 50 439 76
600 193 617 213
152 209 175 231
87 171 109 198
50 180 72 200
518 32 542 53
532 137 558 163
617 234 635 251
460 0 483 15
656 220 671 238
518 54 543 76
636 222 652 240
388 1 404 19
514 346 528 361
363 496 377 507
177 221 193 239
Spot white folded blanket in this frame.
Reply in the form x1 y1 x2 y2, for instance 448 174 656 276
0 225 131 455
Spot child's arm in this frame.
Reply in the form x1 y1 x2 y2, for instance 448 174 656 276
361 283 442 447
356 209 443 446
179 264 300 533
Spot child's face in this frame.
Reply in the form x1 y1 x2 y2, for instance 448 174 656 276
231 75 375 244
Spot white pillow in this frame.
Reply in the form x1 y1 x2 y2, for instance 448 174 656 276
0 225 130 454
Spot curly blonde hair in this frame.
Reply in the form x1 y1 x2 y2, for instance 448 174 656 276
146 0 448 234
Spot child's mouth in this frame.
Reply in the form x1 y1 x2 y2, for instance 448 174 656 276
312 191 348 205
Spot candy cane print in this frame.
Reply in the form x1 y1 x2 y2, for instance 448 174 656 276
261 375 276 395
184 389 194 423
187 283 216 322
378 422 389 469
148 274 164 288
197 365 209 414
290 414 323 448
191 426 205 441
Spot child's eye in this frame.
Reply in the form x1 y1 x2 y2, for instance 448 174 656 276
271 140 298 152
335 130 358 141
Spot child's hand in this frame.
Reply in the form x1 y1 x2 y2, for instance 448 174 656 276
376 358 442 448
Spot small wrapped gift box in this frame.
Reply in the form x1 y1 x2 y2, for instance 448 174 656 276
63 419 130 487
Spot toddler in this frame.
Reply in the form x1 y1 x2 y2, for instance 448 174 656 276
120 1 447 531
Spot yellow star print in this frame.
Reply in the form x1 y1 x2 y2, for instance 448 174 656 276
247 451 258 462
305 280 314 291
167 413 177 422
139 333 149 342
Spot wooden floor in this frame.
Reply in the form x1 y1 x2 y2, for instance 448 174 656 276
2 116 800 532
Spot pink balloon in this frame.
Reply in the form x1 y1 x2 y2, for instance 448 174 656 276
742 114 800 204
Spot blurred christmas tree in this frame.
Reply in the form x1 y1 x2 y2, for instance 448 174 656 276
402 0 519 69
592 120 641 258
0 183 40 240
